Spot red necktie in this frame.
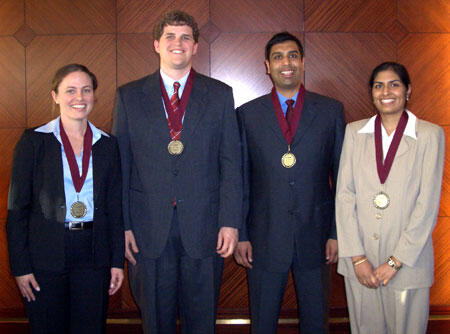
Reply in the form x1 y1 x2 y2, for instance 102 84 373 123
169 81 181 140
286 99 294 133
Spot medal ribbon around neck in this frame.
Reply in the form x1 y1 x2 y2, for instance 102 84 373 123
59 118 93 193
160 69 195 140
271 84 305 145
374 111 408 184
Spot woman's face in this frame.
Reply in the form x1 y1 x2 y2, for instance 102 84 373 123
371 69 411 116
51 71 94 122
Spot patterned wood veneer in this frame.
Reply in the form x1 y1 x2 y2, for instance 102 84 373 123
0 0 448 329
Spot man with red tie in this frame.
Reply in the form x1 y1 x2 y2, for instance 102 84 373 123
112 10 242 334
234 32 345 334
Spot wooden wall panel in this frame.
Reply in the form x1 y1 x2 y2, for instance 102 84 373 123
432 216 450 305
398 34 450 125
305 0 395 32
26 34 116 129
211 32 280 107
398 0 450 33
304 33 396 122
0 130 24 220
26 0 115 34
0 38 25 128
211 0 303 33
118 0 209 33
0 0 23 35
0 1 449 332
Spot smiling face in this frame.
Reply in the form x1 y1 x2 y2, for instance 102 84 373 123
51 71 94 122
154 24 198 78
265 40 304 98
372 69 411 116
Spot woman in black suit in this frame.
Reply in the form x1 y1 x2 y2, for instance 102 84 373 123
6 64 124 333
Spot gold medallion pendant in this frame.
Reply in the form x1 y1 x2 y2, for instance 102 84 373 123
70 201 87 218
281 151 296 168
168 140 184 155
373 192 390 210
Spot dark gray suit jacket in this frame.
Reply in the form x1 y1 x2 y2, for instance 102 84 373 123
6 128 124 276
237 91 345 272
112 71 242 259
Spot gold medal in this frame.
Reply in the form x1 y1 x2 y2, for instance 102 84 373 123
168 140 184 155
281 145 296 168
373 192 390 210
71 201 87 218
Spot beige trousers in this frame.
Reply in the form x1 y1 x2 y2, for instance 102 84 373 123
344 277 429 334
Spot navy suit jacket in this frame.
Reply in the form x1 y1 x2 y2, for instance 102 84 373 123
237 91 345 272
112 71 242 259
6 128 124 276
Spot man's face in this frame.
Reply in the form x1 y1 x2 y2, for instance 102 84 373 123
154 24 198 75
265 40 304 97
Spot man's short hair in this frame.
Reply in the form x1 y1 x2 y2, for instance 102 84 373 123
153 10 199 43
265 32 304 61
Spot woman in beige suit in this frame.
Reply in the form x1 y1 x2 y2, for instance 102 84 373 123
336 62 445 334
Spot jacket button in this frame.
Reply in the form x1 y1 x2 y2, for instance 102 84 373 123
372 233 379 240
173 169 179 176
375 213 382 220
289 181 295 186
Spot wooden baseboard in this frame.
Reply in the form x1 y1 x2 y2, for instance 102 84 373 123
1 316 449 333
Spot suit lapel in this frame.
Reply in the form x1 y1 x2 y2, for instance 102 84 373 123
291 92 317 147
140 73 172 140
261 94 287 145
395 134 412 158
181 74 208 142
46 134 66 223
92 140 101 205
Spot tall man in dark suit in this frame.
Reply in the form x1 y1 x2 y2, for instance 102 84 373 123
234 32 345 334
112 10 242 334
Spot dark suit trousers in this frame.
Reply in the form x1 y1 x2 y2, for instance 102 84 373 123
25 229 111 334
129 208 224 334
248 250 325 334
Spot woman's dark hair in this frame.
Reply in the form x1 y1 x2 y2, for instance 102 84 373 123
51 63 98 93
369 62 411 88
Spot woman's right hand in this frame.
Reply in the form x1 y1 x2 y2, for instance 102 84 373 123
15 273 40 302
353 261 379 289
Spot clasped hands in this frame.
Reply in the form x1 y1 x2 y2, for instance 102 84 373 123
352 255 400 288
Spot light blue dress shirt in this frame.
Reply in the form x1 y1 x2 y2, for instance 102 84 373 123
35 117 108 222
277 91 299 116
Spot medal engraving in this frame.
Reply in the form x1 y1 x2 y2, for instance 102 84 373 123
71 201 87 218
281 152 296 168
373 192 390 210
168 140 184 155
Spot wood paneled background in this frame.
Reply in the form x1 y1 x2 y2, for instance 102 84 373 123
0 0 448 333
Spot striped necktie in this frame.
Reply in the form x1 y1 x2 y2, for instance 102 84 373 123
169 81 181 139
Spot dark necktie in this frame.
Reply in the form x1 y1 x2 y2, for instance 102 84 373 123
286 99 295 132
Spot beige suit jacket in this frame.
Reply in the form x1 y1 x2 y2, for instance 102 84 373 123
336 114 445 289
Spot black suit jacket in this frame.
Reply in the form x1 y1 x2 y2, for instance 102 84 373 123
237 91 345 272
6 127 124 276
112 71 242 259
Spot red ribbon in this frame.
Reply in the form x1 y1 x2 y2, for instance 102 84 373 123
271 85 305 145
374 111 408 184
59 119 93 193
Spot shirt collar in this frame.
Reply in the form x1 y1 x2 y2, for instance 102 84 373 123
34 116 108 144
277 90 299 108
160 69 190 98
357 109 417 139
